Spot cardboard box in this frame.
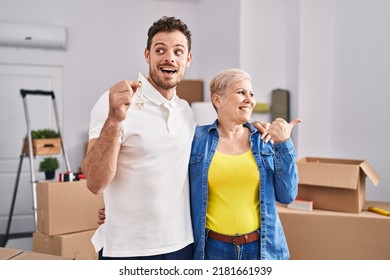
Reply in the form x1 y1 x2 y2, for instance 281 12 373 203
278 201 390 260
287 199 313 211
0 247 70 260
11 251 71 260
0 247 23 259
176 80 203 104
297 157 380 213
33 230 97 260
36 180 104 235
23 138 62 155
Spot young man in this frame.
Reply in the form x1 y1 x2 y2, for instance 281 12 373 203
82 16 195 260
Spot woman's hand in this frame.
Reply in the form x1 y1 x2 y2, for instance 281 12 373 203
268 118 302 143
252 121 272 143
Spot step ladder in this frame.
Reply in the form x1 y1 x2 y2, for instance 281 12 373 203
0 89 71 247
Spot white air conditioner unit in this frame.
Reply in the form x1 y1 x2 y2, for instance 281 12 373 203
0 22 67 50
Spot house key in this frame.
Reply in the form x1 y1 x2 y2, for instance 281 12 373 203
134 82 144 109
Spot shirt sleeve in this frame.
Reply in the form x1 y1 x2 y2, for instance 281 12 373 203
88 91 122 143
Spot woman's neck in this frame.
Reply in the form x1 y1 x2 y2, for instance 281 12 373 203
217 121 246 139
217 121 250 155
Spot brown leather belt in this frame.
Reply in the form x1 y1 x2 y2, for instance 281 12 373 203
207 229 259 245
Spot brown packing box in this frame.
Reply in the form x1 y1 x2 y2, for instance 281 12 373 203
0 247 23 259
278 201 390 260
11 251 71 260
0 247 71 260
176 80 203 104
297 157 380 213
36 180 104 235
33 230 97 260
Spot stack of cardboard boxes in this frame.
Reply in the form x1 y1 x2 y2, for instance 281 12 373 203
32 180 103 260
278 157 390 260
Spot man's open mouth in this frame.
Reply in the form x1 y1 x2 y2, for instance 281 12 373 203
160 66 177 74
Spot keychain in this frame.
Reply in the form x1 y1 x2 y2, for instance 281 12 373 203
134 82 144 109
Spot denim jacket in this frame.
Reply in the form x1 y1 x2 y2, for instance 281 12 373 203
189 120 298 260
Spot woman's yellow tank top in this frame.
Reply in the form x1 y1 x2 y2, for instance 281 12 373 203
206 149 260 235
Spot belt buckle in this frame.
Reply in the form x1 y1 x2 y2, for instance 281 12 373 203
232 234 242 245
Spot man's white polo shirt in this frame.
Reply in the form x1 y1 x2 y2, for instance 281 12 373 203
89 73 196 257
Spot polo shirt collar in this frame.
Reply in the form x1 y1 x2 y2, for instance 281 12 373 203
138 72 178 106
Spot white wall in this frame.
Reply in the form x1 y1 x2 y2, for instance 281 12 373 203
0 0 389 206
239 0 390 201
196 0 241 101
297 0 335 157
329 0 390 199
240 0 301 127
240 0 290 115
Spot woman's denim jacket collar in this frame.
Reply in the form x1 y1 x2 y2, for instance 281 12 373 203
189 120 298 260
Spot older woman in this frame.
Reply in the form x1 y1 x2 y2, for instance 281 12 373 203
189 68 300 260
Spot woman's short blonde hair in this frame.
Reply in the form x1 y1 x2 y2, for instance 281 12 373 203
209 68 252 111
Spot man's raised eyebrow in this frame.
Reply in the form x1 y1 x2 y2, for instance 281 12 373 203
153 42 186 49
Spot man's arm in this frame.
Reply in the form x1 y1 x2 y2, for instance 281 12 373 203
82 80 142 194
82 119 121 194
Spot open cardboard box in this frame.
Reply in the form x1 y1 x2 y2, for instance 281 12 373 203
297 157 380 213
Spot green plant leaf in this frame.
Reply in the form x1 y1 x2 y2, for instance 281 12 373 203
31 129 60 139
39 157 59 172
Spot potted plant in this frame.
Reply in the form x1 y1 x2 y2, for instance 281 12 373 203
39 157 59 180
31 128 60 139
24 128 61 155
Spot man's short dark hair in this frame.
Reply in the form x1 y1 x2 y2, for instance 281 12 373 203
147 16 192 51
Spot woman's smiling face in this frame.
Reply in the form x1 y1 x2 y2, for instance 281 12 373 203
216 79 256 124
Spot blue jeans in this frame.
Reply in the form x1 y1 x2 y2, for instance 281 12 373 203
205 233 260 260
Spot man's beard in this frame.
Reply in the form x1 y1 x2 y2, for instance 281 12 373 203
149 67 184 91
